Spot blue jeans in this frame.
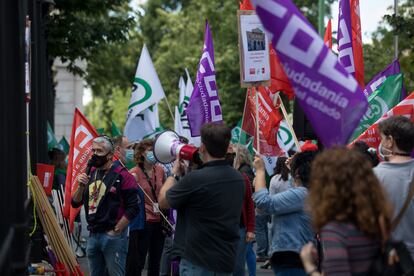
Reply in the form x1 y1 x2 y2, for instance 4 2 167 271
245 243 256 276
255 214 269 257
272 268 307 276
86 230 128 276
180 258 232 276
233 228 247 276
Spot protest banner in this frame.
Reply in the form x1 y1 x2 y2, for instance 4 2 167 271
252 0 368 147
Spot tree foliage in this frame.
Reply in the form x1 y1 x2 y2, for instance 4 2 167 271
47 0 134 75
53 0 335 132
364 0 414 93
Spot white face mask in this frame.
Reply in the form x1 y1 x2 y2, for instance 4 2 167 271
378 142 393 161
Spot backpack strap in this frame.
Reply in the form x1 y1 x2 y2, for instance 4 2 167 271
391 177 414 231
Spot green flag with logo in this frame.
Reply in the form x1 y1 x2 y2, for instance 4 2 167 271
58 136 70 154
47 121 58 150
351 73 403 140
231 119 250 145
111 121 122 137
125 45 166 142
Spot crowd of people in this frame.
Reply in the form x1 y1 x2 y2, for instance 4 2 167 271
48 116 414 276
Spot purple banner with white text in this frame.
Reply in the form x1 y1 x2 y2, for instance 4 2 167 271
187 20 223 137
252 0 368 146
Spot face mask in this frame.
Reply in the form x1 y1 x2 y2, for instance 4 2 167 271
378 143 392 161
145 151 157 165
125 149 134 163
90 153 109 168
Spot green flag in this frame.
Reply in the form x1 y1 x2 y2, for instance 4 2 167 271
231 119 249 145
58 136 70 154
47 121 58 150
96 128 105 135
111 121 122 137
351 73 403 140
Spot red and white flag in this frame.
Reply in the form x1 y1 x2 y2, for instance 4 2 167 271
242 87 284 156
63 108 98 231
352 93 414 149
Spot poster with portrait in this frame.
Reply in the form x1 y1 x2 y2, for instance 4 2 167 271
238 11 270 87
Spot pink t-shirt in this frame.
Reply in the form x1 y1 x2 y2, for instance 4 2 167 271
130 165 165 222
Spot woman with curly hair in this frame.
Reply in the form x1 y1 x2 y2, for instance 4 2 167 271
300 147 392 276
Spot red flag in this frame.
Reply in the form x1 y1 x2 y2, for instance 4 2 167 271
352 93 414 149
350 0 365 88
239 0 254 10
324 19 332 49
268 45 295 100
63 108 98 231
241 87 284 156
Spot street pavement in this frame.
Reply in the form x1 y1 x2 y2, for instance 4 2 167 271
78 257 274 275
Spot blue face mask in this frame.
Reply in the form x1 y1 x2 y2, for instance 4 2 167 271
145 151 157 164
125 149 134 163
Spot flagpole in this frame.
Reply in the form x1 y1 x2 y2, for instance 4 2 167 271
254 86 261 153
163 97 175 123
394 0 399 59
275 93 301 152
318 0 325 35
233 91 249 168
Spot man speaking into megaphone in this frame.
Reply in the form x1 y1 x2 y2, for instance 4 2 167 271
158 123 245 275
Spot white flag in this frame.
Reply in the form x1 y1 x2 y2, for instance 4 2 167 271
125 104 162 143
174 106 182 135
126 44 166 127
178 76 186 109
277 120 296 153
176 70 200 146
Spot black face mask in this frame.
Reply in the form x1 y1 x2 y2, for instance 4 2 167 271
90 153 109 168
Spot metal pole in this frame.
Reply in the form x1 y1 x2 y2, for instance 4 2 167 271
318 0 325 35
394 0 399 59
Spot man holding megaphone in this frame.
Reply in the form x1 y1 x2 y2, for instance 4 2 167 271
158 123 245 276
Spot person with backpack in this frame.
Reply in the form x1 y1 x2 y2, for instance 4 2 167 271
374 116 414 260
300 147 392 275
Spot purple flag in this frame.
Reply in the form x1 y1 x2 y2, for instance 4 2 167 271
187 21 223 137
337 0 355 75
364 59 405 98
252 0 368 147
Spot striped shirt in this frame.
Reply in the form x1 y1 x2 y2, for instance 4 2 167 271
321 222 379 276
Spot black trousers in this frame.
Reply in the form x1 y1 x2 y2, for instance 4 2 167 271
128 222 165 276
125 229 145 276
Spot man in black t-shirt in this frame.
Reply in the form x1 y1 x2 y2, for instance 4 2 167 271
159 123 245 275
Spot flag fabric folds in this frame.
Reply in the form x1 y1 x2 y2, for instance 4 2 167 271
351 73 403 140
252 0 367 147
125 44 166 143
125 44 166 140
47 121 58 150
186 21 223 137
111 121 122 137
337 0 356 77
125 104 162 143
363 59 405 98
350 0 365 88
59 136 70 155
324 19 332 49
63 108 98 231
241 87 284 156
352 93 414 150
